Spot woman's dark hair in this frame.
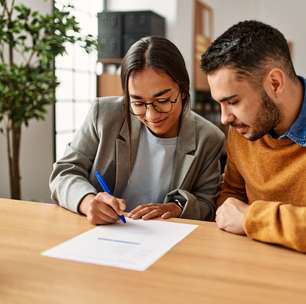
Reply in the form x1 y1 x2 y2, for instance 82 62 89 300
121 36 190 110
201 20 297 83
120 36 190 170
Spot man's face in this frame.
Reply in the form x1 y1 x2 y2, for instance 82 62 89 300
207 67 280 141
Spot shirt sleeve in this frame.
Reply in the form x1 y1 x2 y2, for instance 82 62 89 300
49 102 100 212
166 131 225 221
217 129 248 206
245 201 306 252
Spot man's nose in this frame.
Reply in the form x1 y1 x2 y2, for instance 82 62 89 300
220 104 235 125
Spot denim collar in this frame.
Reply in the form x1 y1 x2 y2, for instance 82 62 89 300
277 76 306 147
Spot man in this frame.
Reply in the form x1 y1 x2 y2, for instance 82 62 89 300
201 20 306 252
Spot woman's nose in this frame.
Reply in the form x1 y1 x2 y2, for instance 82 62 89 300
145 104 160 120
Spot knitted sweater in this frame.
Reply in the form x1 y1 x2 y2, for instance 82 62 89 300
218 127 306 252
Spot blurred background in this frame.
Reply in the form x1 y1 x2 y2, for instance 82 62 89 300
1 0 305 202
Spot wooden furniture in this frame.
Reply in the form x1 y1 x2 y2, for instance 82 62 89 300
98 72 123 97
1 198 306 304
97 58 123 97
192 1 225 133
193 0 213 91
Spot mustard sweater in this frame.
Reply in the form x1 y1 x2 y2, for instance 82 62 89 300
218 127 306 252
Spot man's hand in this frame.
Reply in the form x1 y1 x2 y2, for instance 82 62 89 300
216 197 249 235
128 203 182 220
79 192 126 225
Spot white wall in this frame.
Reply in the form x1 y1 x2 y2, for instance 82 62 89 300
202 0 258 37
173 0 194 90
257 0 306 76
201 0 306 76
0 0 54 202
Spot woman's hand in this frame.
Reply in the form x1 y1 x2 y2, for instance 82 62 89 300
79 192 126 225
128 202 182 220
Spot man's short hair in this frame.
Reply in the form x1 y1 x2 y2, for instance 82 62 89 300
201 20 296 83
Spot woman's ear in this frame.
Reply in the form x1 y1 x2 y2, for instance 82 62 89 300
180 90 188 103
264 68 285 98
180 91 189 111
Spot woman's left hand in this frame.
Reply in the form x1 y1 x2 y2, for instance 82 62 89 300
127 203 182 220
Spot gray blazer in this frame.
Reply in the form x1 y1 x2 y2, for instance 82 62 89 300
50 96 225 220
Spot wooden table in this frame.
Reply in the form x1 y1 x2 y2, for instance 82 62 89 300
1 198 305 304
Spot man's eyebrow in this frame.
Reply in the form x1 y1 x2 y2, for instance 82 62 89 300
130 88 172 100
218 94 238 103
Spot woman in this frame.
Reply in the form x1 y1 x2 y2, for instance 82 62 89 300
50 36 225 225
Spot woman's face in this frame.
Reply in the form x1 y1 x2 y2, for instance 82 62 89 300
128 67 183 138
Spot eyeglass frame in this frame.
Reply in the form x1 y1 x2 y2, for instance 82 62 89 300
129 91 181 116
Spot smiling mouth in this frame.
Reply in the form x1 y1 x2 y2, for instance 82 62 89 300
146 118 167 126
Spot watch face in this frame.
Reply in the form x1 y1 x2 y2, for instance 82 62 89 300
174 199 183 209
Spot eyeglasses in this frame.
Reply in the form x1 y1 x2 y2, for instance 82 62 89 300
129 92 180 116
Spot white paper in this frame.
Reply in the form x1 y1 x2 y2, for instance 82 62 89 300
42 219 197 271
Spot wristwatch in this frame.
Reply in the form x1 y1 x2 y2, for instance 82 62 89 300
174 199 185 210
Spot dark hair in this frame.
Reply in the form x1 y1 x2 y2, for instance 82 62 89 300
120 36 190 170
201 20 297 83
121 36 190 109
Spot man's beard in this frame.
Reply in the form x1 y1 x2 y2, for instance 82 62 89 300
250 90 281 140
236 89 281 141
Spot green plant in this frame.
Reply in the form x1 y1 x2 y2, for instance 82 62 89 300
0 0 96 199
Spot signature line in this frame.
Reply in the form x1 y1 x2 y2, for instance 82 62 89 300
98 237 140 245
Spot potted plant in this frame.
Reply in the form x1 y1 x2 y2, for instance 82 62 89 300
0 0 96 199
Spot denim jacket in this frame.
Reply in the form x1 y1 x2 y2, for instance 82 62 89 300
279 76 306 147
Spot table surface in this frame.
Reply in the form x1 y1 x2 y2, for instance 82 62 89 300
1 198 306 304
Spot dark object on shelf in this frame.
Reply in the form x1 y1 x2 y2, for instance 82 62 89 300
194 90 222 128
98 12 123 59
124 11 165 35
193 90 228 173
98 35 122 59
98 10 166 60
123 32 147 55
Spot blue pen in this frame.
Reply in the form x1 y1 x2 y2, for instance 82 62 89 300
95 170 126 224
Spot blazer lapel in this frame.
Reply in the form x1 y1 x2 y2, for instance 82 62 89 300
171 111 196 188
114 116 141 195
114 111 196 193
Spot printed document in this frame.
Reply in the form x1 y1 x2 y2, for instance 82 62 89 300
42 219 197 271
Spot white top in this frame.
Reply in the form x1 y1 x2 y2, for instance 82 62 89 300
122 126 177 211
